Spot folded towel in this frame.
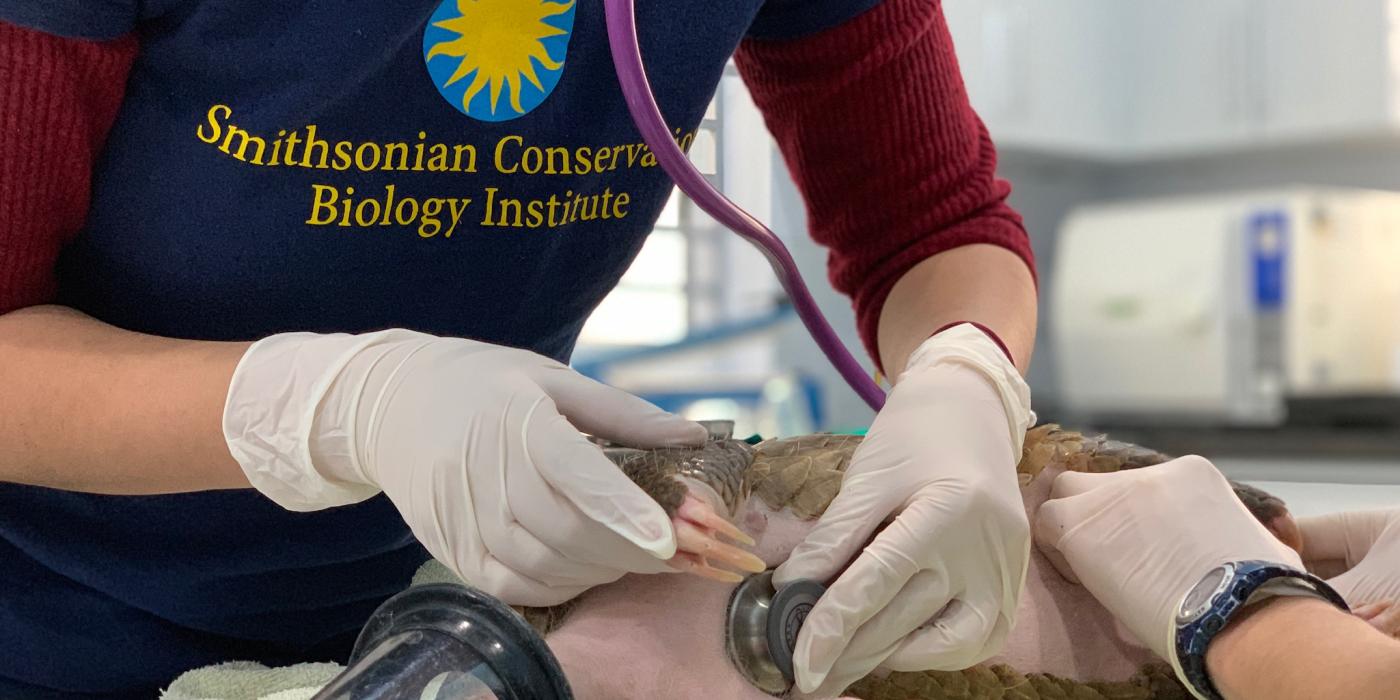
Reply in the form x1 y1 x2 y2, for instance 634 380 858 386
161 562 467 700
410 558 462 587
160 661 343 700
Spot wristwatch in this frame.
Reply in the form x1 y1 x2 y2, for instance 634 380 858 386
1172 560 1349 700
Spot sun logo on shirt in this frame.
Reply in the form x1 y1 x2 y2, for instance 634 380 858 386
423 0 577 122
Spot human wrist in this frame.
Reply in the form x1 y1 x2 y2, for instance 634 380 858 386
903 324 1033 455
1206 597 1330 699
1206 596 1395 700
929 321 1014 367
224 329 431 510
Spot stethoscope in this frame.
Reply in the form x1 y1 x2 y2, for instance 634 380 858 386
602 0 887 412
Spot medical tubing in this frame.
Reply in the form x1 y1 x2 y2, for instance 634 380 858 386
602 0 886 412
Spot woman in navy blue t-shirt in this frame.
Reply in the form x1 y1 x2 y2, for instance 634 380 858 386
0 0 1038 695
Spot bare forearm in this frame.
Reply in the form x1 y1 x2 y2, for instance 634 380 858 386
1208 597 1400 700
0 305 250 493
877 244 1037 378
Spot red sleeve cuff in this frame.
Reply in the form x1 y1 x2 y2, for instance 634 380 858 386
737 0 1036 369
931 320 1015 368
0 21 136 314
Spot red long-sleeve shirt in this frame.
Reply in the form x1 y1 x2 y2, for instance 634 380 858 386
0 0 1033 364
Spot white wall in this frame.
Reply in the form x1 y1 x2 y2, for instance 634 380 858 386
769 155 878 430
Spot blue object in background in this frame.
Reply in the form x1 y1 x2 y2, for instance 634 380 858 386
636 372 826 431
575 306 828 429
1248 209 1288 311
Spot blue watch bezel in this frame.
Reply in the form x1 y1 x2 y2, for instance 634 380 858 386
1173 559 1349 700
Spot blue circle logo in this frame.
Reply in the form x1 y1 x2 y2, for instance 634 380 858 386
423 0 576 122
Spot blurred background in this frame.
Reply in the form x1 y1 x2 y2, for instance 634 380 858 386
574 0 1400 513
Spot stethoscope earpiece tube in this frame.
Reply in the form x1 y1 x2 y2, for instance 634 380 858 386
602 0 887 412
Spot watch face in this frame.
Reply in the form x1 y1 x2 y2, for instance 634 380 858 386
1179 564 1233 624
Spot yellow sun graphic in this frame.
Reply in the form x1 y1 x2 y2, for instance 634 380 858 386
426 0 575 116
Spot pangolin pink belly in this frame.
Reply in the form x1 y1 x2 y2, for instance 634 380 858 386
536 427 1288 699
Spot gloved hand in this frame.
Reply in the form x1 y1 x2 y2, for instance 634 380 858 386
1298 509 1400 609
1032 457 1304 670
775 324 1034 696
223 329 708 606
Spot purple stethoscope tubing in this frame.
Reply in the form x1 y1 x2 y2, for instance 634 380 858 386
602 0 887 411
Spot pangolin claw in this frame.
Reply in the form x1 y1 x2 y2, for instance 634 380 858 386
669 494 764 581
679 495 755 546
668 552 745 583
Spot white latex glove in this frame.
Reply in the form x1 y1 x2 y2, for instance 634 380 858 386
1298 509 1400 606
1032 457 1304 677
223 329 708 606
775 324 1034 697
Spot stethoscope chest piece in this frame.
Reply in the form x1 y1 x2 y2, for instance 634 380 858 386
726 570 827 695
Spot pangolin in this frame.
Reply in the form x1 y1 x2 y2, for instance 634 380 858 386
416 425 1308 699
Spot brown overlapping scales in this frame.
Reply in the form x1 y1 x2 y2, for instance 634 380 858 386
740 426 1180 522
845 663 1191 700
748 434 861 519
509 425 1282 699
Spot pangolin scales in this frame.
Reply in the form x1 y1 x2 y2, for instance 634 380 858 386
492 425 1296 699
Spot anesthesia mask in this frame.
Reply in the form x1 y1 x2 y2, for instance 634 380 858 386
312 584 572 700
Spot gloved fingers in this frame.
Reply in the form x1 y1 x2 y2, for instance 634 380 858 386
1354 601 1389 620
773 476 897 586
789 533 921 692
1043 467 1119 500
1034 457 1233 560
1047 455 1232 504
884 595 1011 672
1021 463 1068 515
456 444 643 588
1372 604 1400 638
1031 481 1136 584
535 365 708 448
466 396 675 583
525 399 678 560
409 508 593 607
794 569 953 695
1356 600 1400 638
1023 464 1081 582
483 503 665 587
1036 546 1080 585
1296 510 1394 571
504 439 677 578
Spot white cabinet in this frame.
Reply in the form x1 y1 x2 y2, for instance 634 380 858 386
945 0 1400 160
1126 0 1259 154
940 1 1025 133
1259 0 1394 140
944 0 1131 157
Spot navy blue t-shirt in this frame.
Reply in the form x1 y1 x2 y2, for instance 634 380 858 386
0 0 880 696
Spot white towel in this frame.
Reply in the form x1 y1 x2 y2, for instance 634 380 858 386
159 661 344 700
409 558 462 587
160 562 467 700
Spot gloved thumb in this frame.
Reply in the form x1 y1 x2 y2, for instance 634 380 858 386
1044 468 1117 500
528 401 679 560
535 365 708 448
1021 463 1068 514
1297 510 1394 572
1031 485 1088 585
